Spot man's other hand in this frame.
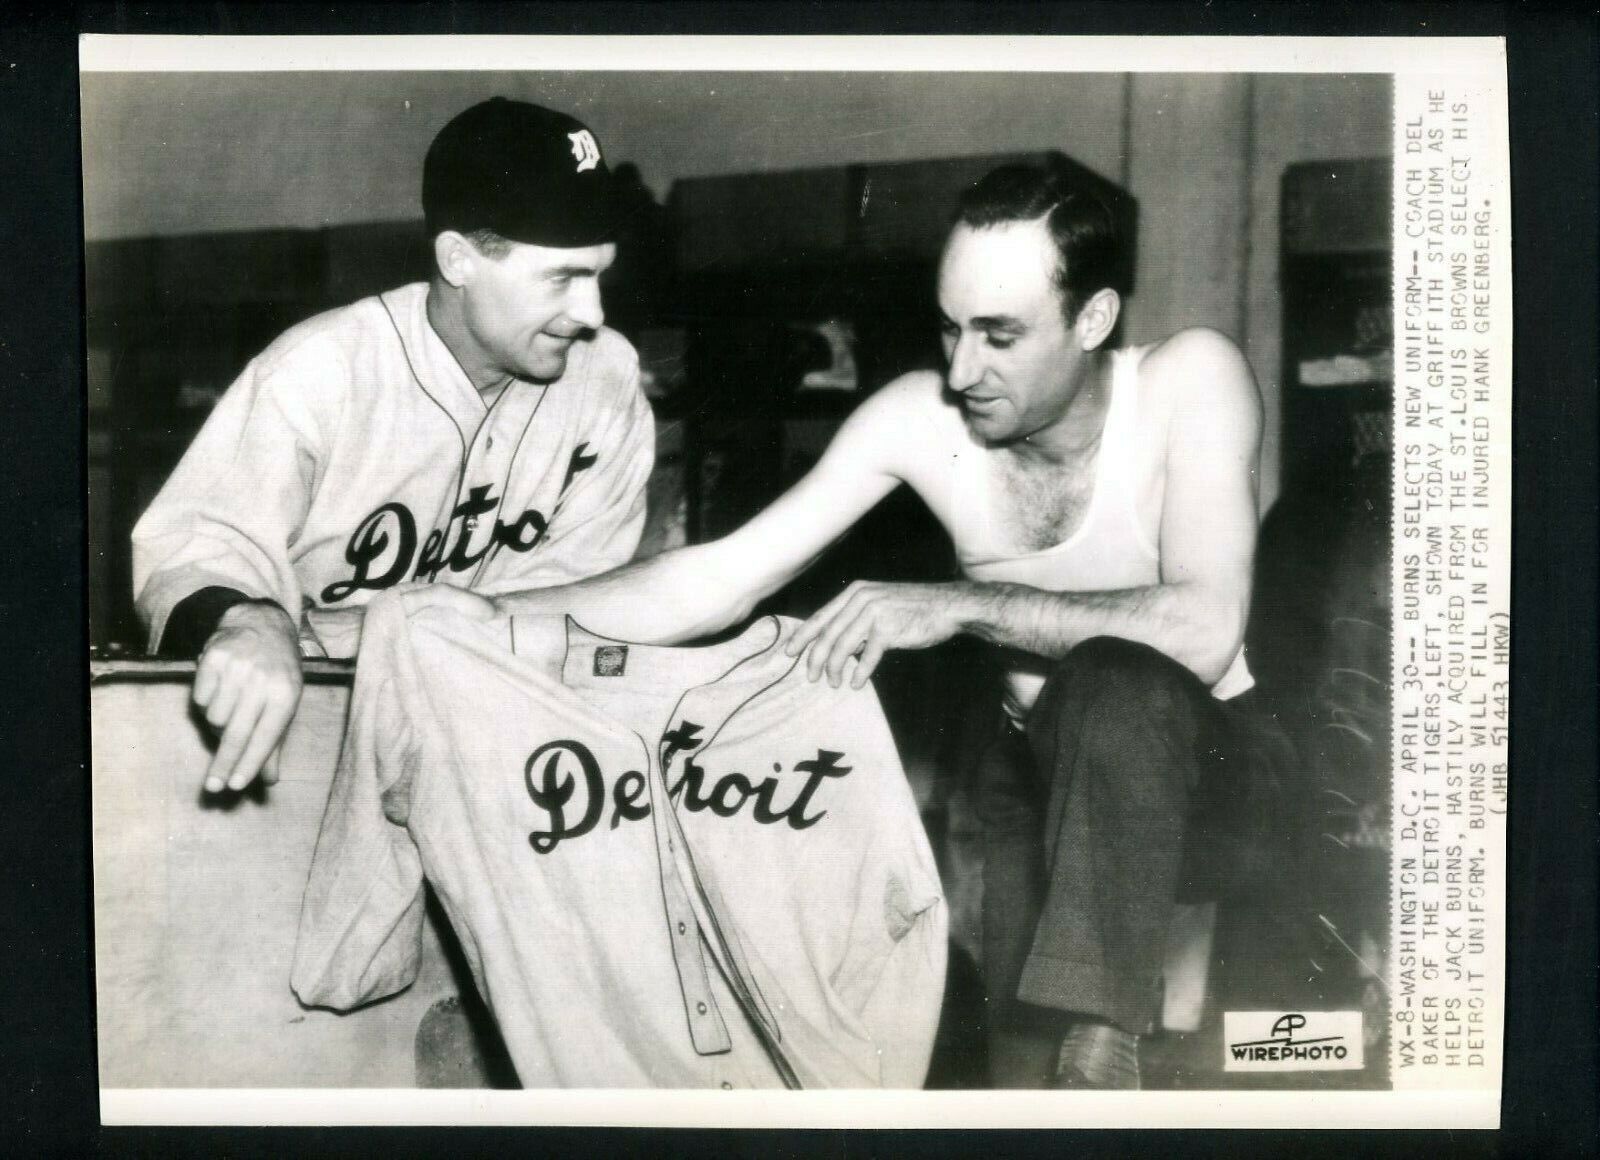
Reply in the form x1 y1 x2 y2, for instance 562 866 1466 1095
193 601 304 793
786 581 966 689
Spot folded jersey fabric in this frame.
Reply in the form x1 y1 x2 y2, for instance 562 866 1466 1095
291 591 947 1088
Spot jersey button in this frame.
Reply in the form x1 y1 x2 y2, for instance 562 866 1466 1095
678 922 687 935
720 1081 733 1090
696 1002 708 1015
486 435 495 450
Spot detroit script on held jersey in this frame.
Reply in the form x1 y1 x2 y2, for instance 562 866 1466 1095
291 593 947 1088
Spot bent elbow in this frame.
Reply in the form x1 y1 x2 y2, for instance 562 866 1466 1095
1187 600 1248 687
1190 651 1235 690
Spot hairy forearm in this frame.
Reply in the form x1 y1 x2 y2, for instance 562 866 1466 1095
951 579 1246 686
492 542 770 645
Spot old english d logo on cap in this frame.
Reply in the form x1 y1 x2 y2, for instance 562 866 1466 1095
568 130 601 173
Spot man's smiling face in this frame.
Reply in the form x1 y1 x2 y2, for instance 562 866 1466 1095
459 237 616 384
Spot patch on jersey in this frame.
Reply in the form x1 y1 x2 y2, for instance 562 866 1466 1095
593 645 628 677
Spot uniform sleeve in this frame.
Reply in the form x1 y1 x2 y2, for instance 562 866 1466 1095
131 336 338 653
483 345 655 593
156 586 258 657
290 593 427 1011
826 685 949 1089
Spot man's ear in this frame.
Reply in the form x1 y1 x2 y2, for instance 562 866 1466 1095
1076 288 1121 351
432 231 475 289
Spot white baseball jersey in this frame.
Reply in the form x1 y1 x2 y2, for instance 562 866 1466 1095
131 282 654 657
290 594 947 1089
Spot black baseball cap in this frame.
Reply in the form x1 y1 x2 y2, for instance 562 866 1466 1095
423 97 615 248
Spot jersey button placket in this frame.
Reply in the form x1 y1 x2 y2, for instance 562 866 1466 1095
459 431 484 555
649 739 731 1057
461 414 510 563
480 405 513 481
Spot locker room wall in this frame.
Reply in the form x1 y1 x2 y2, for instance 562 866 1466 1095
82 71 1393 514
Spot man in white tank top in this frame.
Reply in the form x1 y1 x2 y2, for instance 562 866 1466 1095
414 162 1264 1089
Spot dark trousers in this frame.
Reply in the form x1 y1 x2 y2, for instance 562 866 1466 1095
977 636 1256 1084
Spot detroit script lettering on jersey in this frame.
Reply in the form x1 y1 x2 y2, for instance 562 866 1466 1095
523 718 854 855
292 599 947 1087
321 444 597 602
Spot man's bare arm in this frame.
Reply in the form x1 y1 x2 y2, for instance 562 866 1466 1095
949 574 1246 685
794 330 1263 688
476 378 926 644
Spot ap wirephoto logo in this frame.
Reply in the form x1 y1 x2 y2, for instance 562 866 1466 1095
1224 1011 1365 1072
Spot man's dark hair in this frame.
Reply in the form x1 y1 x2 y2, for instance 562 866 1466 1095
955 162 1128 322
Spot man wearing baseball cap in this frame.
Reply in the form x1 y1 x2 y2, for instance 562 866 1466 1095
132 97 656 796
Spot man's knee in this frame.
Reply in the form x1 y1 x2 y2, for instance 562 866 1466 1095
1041 636 1208 717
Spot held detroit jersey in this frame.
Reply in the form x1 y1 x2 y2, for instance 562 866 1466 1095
131 282 653 657
290 594 947 1088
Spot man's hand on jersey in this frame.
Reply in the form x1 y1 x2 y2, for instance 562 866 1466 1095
193 601 304 794
786 581 965 689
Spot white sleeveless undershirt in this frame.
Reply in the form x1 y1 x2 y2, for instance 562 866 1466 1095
952 347 1253 727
